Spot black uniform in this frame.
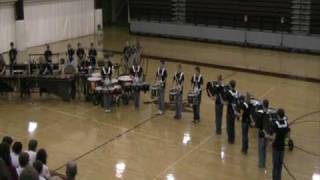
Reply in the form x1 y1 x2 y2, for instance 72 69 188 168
77 48 86 61
43 50 53 74
67 48 75 64
130 65 143 78
191 74 203 122
88 48 97 67
271 117 289 180
101 62 113 80
215 82 224 134
130 65 143 108
44 50 53 63
240 102 251 153
156 67 168 113
225 88 238 144
9 48 17 74
173 72 184 119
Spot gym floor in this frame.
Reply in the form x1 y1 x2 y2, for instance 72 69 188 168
0 27 319 180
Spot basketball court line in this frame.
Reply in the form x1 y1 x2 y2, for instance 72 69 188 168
151 135 213 180
53 113 160 171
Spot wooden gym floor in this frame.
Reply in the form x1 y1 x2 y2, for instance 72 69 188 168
0 27 319 180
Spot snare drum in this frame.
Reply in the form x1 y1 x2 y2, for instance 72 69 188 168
151 85 159 98
169 89 178 103
188 91 198 105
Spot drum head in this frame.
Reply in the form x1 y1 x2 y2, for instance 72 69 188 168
118 75 132 82
88 77 102 82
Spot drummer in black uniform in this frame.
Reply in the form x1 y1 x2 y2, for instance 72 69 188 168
130 61 143 109
101 57 113 112
238 93 253 154
173 64 184 120
211 75 224 134
191 66 203 123
66 44 75 64
269 108 290 180
76 43 86 64
225 80 238 144
256 99 269 169
155 60 167 115
9 42 17 75
43 45 53 75
88 43 97 70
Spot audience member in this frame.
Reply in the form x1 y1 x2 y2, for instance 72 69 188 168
36 149 50 179
33 160 46 180
26 140 38 165
2 136 13 147
11 141 23 168
0 142 18 180
19 165 39 180
0 158 11 180
17 152 30 176
66 161 77 180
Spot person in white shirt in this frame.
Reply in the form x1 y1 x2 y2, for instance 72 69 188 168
36 149 50 179
25 139 38 165
16 152 29 176
10 141 23 168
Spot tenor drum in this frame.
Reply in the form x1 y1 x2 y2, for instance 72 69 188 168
169 89 178 104
118 75 132 83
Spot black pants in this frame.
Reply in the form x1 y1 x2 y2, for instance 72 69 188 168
226 108 235 143
193 92 202 121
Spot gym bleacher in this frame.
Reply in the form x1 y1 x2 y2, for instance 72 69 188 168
129 0 173 22
185 0 292 32
310 0 320 35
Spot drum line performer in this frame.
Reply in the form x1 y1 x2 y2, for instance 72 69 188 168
130 61 143 109
101 57 113 112
66 44 75 65
88 42 97 70
225 80 238 144
155 60 167 115
256 99 270 169
43 45 53 75
173 64 184 120
210 75 224 135
238 93 253 154
76 42 86 65
191 66 203 123
269 108 290 180
9 42 17 75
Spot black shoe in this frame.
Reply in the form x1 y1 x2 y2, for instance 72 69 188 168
174 116 181 120
216 131 222 135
